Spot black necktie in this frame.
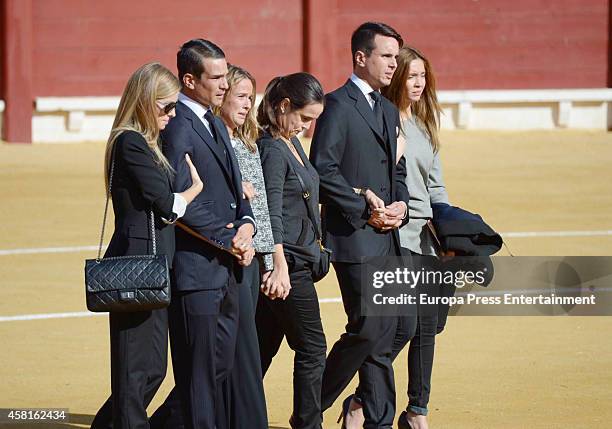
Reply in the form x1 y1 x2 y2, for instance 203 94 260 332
204 109 231 169
203 110 218 143
370 90 385 136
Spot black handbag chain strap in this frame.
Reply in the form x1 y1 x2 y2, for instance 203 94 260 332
281 139 322 243
97 138 157 261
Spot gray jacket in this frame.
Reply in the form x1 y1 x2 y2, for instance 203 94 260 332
399 117 449 255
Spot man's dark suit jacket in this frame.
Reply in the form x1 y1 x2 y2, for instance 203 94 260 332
105 130 176 266
310 79 410 263
162 101 254 291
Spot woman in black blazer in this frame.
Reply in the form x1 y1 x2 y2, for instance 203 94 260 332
255 73 326 429
91 62 202 429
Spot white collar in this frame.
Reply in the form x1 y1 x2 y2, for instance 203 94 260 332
178 92 210 119
350 73 377 99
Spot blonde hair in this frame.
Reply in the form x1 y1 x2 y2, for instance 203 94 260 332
382 46 442 152
214 64 258 153
104 62 180 190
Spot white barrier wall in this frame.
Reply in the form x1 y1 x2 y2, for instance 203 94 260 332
33 97 120 143
437 89 612 130
0 100 4 133
1 89 611 143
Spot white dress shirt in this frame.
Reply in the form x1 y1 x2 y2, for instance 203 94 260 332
178 92 215 138
350 73 378 110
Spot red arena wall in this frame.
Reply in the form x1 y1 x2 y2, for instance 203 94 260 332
330 0 609 90
30 0 303 96
1 0 610 142
27 0 612 95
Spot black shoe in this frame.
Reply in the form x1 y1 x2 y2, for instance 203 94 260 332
337 394 354 429
397 411 414 429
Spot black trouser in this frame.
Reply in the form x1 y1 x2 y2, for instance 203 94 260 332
256 255 326 429
390 251 456 416
321 261 411 429
149 265 265 429
164 282 240 429
91 308 168 429
229 258 268 429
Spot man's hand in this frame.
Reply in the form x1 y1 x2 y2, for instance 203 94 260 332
379 201 407 231
242 181 256 201
363 189 390 229
368 201 407 231
364 189 385 211
226 222 255 264
385 201 407 219
367 207 387 229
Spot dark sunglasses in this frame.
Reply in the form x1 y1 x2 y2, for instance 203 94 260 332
157 101 177 115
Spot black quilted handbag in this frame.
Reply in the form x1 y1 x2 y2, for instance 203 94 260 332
84 150 170 313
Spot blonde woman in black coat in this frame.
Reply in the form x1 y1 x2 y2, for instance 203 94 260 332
92 62 202 429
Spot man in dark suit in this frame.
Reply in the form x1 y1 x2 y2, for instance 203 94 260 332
310 22 413 429
155 39 256 429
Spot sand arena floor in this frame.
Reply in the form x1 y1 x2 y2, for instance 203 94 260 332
1 130 611 428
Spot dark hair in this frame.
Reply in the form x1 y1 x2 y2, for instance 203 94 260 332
257 72 325 138
177 39 225 81
351 22 403 66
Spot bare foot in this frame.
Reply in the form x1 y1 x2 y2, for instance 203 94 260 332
344 397 365 429
407 411 429 429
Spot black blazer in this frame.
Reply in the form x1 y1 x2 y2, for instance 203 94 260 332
258 132 320 263
310 79 410 263
162 101 255 292
105 130 176 267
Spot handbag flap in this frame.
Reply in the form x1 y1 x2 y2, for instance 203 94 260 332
85 255 169 293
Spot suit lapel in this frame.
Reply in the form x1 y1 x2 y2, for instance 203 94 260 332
382 99 396 162
213 116 244 201
345 80 386 144
178 102 234 184
345 80 397 188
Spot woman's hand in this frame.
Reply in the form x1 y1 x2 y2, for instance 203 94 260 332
440 250 455 262
242 181 256 201
179 154 204 204
261 245 291 300
262 267 291 300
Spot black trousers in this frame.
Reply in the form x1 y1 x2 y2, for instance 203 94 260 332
256 256 326 429
321 261 414 429
91 308 168 429
229 258 268 429
389 251 455 416
160 282 239 429
149 265 266 429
